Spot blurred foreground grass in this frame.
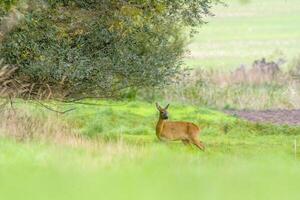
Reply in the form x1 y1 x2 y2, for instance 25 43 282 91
1 100 300 200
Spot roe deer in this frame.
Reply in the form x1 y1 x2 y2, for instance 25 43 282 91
155 103 205 151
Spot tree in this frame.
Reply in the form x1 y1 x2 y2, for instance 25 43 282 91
0 0 217 100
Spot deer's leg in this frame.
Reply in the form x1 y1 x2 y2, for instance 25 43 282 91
191 138 205 151
182 139 190 145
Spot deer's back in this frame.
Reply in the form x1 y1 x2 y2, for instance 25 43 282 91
161 121 200 140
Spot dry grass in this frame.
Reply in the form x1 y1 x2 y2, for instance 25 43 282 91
0 107 79 143
0 59 66 102
0 106 145 167
156 57 300 110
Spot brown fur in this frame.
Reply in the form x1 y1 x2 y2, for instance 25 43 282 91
155 103 205 151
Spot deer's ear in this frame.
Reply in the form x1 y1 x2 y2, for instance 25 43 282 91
156 102 162 111
165 104 170 110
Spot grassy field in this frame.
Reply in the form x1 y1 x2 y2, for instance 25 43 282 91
1 101 300 200
186 0 300 70
1 1 300 199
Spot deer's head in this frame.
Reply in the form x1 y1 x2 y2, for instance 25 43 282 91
156 102 169 120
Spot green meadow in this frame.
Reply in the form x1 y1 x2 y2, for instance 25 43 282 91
1 101 300 200
186 0 300 69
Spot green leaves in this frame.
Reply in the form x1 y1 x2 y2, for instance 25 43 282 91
0 0 19 11
0 0 216 99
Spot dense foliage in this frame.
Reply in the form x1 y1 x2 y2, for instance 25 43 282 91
0 0 216 99
0 0 18 11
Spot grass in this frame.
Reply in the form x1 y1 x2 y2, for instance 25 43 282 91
1 100 300 200
155 65 300 110
1 0 300 199
1 137 300 200
186 0 300 70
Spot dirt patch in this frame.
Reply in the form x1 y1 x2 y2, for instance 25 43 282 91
226 109 300 126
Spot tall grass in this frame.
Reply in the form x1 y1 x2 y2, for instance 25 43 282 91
152 58 300 110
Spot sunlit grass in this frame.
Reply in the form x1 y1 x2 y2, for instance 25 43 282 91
1 100 300 200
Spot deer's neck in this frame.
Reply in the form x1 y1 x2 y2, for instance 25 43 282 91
156 118 166 138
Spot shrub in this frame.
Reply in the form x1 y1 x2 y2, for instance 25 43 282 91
0 0 216 100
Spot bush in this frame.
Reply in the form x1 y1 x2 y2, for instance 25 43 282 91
0 0 19 12
0 0 215 99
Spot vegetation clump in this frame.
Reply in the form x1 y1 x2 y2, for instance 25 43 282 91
0 0 216 99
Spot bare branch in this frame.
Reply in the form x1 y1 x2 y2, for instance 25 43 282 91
35 100 76 114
